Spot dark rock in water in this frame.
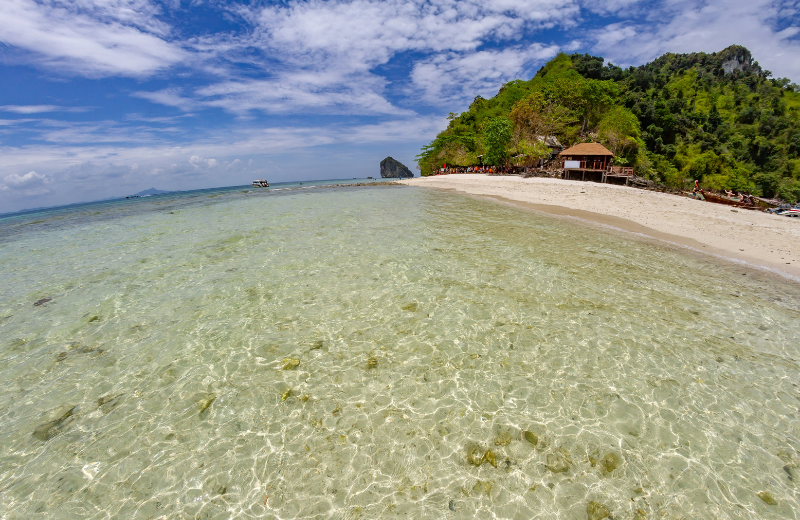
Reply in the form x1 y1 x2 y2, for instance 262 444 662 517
600 452 621 473
448 499 456 511
380 157 413 178
785 464 796 482
97 394 123 412
493 425 514 446
523 431 538 446
199 394 216 415
33 298 52 307
483 449 498 468
55 344 104 362
466 443 484 466
587 501 611 520
32 406 76 441
281 358 300 370
758 491 777 505
545 452 570 473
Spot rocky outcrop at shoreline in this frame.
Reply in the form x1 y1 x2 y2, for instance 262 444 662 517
380 157 413 178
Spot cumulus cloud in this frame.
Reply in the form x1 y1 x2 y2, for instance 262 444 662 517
1 170 50 195
189 156 218 169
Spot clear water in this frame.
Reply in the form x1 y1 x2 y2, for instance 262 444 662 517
0 185 798 519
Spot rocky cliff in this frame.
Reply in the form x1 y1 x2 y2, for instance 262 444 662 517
380 157 413 178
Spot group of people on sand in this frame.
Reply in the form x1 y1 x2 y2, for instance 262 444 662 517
691 180 757 205
436 165 518 175
724 189 757 205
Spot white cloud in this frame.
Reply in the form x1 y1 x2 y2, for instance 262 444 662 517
137 0 580 114
1 170 49 195
410 43 561 104
0 0 185 76
194 76 409 115
189 156 218 169
1 105 70 114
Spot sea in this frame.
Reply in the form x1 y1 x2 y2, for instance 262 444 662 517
0 180 798 519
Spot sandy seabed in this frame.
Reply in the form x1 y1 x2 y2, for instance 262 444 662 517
401 174 800 280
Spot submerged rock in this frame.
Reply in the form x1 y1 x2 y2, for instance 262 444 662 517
97 394 123 412
545 452 570 473
465 444 498 468
32 406 76 441
366 357 379 369
586 501 611 520
758 491 777 505
493 425 514 446
483 449 498 468
523 431 538 446
281 358 300 370
380 156 413 179
310 340 324 350
33 298 52 307
600 452 621 473
401 302 418 312
470 480 493 496
55 345 104 362
467 444 484 466
199 394 216 415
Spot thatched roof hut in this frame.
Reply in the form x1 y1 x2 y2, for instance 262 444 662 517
559 143 614 172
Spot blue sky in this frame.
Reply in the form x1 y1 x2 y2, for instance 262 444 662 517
1 0 799 213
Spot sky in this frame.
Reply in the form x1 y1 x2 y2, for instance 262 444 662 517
1 0 799 213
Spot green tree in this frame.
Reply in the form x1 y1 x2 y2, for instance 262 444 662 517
510 138 552 167
483 117 513 166
598 106 641 158
509 92 578 142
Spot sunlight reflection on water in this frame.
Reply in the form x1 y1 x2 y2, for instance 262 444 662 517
0 185 798 519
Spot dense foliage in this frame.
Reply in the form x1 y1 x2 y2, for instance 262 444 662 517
417 45 800 201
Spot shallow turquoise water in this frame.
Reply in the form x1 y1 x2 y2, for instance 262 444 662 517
0 185 799 519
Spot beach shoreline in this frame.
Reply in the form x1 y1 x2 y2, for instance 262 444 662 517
400 174 800 280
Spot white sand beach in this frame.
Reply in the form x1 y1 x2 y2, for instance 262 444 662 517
401 174 800 280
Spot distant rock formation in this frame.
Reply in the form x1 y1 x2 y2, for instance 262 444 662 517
380 157 413 178
133 187 171 197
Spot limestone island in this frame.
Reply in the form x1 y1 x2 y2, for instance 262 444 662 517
380 156 414 178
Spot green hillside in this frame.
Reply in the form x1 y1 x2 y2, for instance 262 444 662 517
417 45 800 202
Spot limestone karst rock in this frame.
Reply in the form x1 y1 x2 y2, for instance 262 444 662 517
380 156 413 178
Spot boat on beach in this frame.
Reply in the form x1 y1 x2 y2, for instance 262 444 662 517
685 191 764 210
252 179 269 187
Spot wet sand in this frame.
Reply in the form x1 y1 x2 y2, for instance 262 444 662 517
400 174 800 280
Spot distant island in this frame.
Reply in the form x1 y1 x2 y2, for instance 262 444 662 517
132 188 171 197
380 157 414 178
418 45 800 203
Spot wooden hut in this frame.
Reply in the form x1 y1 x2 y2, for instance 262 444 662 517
559 143 614 182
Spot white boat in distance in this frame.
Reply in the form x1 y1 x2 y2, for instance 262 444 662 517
252 179 269 187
